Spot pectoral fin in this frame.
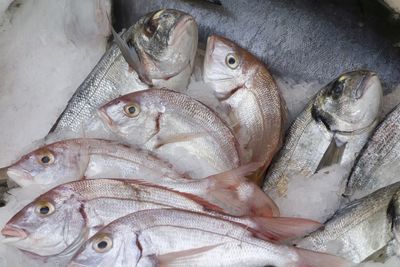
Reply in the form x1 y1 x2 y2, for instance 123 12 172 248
154 133 206 149
107 14 152 85
157 244 223 267
316 136 346 172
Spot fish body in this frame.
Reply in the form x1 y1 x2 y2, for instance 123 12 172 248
346 105 400 200
4 138 185 187
1 179 318 259
98 88 240 178
203 35 286 185
51 9 198 134
69 209 347 267
296 183 400 263
263 71 382 200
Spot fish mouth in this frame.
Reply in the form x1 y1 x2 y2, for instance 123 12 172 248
171 15 196 44
354 71 377 99
1 225 28 242
6 167 33 187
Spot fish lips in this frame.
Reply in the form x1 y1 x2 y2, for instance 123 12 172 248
1 225 28 243
354 70 378 99
6 167 34 187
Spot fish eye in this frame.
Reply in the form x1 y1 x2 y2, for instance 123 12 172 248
225 53 239 69
37 150 55 165
93 234 113 253
123 103 141 117
35 201 55 216
332 77 347 97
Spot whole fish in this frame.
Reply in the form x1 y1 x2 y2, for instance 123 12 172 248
203 35 286 185
296 183 400 263
68 209 348 267
98 88 241 178
51 9 198 134
345 104 400 200
2 138 185 187
0 179 320 259
115 1 400 107
263 70 382 201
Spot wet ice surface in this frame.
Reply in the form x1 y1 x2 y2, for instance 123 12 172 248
273 164 348 222
0 0 110 167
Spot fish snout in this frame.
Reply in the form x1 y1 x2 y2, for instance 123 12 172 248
6 167 33 187
355 71 379 99
1 224 28 240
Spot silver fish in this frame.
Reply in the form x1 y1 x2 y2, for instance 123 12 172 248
1 179 319 259
296 182 400 263
203 35 286 185
51 9 198 134
2 138 185 187
263 70 382 201
345 104 400 200
98 88 241 178
68 209 348 267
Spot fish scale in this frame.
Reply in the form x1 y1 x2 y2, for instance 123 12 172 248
51 27 146 133
99 89 241 177
263 71 382 203
70 209 340 267
346 104 400 200
297 183 400 263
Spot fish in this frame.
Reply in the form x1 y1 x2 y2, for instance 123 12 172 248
263 70 382 202
114 1 400 110
203 35 286 185
1 179 321 259
51 9 198 134
2 138 186 187
345 104 400 200
98 88 241 178
68 209 348 267
296 182 400 263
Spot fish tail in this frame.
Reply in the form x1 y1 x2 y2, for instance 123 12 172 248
204 163 280 217
296 247 352 267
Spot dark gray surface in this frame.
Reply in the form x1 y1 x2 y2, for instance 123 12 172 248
112 0 400 93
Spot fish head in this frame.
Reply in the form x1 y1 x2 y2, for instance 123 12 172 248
69 223 140 267
1 185 86 257
203 35 255 99
98 90 163 144
131 9 198 82
313 70 382 132
6 140 89 187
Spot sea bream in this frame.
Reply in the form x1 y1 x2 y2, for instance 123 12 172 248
68 209 348 267
296 182 400 263
1 138 277 218
263 70 382 204
203 35 286 185
98 88 241 178
0 179 320 259
345 104 400 200
1 138 186 188
52 9 198 134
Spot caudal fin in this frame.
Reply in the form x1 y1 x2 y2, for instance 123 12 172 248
296 247 351 267
252 217 322 242
203 163 280 217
